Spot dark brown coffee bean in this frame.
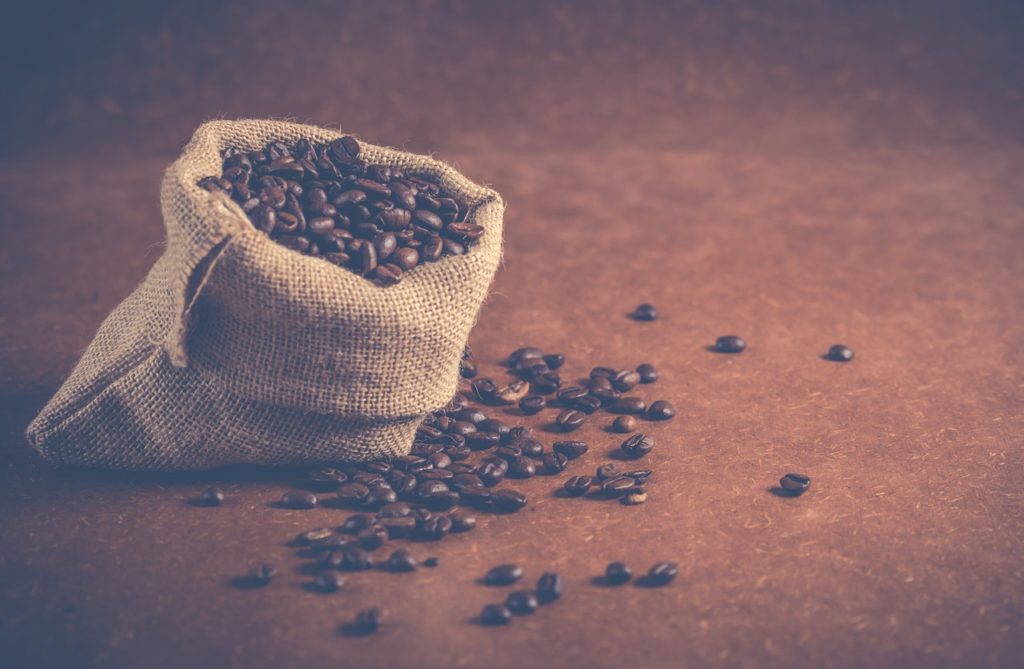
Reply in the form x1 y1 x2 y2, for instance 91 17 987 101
423 557 440 568
450 510 477 532
601 476 636 497
373 231 397 260
492 380 530 405
330 136 361 162
281 490 317 509
636 363 658 383
495 444 522 462
625 469 653 484
542 452 568 474
307 467 348 490
421 235 443 261
519 394 546 415
542 353 565 370
530 371 562 394
378 516 417 538
612 370 641 392
826 344 854 362
779 473 811 495
506 591 539 615
536 572 563 603
562 475 593 497
490 489 528 513
517 438 544 458
364 486 398 508
352 607 381 634
484 564 523 585
339 514 375 534
457 484 492 505
385 548 417 572
590 366 617 379
460 358 478 379
471 378 498 403
504 426 531 442
341 547 375 571
313 571 345 593
633 304 658 321
199 488 224 506
466 431 501 450
612 415 638 433
359 241 378 276
358 524 389 550
480 604 512 626
553 440 589 459
646 400 676 420
596 464 620 481
557 386 588 406
573 395 602 414
555 409 586 432
605 562 632 585
413 209 443 231
620 433 654 459
647 561 679 585
477 462 506 487
297 527 334 544
611 397 646 414
246 564 277 587
714 335 746 353
418 514 453 540
507 456 536 479
377 502 412 518
392 246 420 270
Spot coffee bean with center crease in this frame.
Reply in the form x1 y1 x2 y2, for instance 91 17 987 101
646 400 676 420
612 370 641 391
508 456 536 479
364 486 397 508
557 386 588 406
480 604 512 626
542 452 568 474
379 516 417 538
339 514 375 534
553 440 589 459
620 433 655 459
490 489 528 513
506 591 539 615
280 490 317 509
647 561 679 585
418 514 453 540
601 476 636 497
779 473 811 496
536 572 564 603
358 525 389 550
596 464 620 481
384 549 417 572
621 487 648 505
555 409 586 432
562 475 593 497
519 394 546 415
477 461 507 487
605 562 632 585
485 564 523 585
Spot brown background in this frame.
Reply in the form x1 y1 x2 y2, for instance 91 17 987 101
1 1 1022 667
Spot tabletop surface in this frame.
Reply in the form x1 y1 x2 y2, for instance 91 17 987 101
1 2 1022 668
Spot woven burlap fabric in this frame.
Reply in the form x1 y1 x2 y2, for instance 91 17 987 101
25 119 504 470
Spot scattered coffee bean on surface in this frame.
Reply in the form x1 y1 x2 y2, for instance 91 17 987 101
633 304 658 321
491 489 528 513
612 370 641 391
298 527 334 544
601 476 636 497
518 394 546 415
636 363 658 384
385 549 418 572
506 591 539 615
620 433 655 459
424 557 440 568
281 490 317 509
536 572 564 603
555 409 586 432
460 358 478 379
605 562 632 585
826 344 854 362
542 353 565 370
563 475 593 497
621 487 647 505
714 335 746 353
247 564 277 587
480 604 512 626
647 561 679 585
508 456 536 479
314 571 345 593
450 510 477 532
484 564 524 586
610 397 646 414
199 488 224 506
542 452 568 474
553 440 589 459
779 473 811 496
353 607 382 634
612 415 638 433
646 400 676 421
595 464 620 481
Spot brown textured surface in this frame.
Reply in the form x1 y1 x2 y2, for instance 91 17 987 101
1 2 1022 668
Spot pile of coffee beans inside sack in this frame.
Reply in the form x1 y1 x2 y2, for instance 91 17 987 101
198 136 481 286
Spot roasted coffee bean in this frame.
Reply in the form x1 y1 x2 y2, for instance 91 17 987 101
553 440 589 459
492 380 530 405
633 304 658 321
508 456 536 479
466 431 501 450
505 426 532 442
451 473 484 488
364 486 398 508
418 514 453 540
309 534 349 551
457 484 492 505
307 467 348 490
779 473 811 495
358 525 389 550
530 371 562 394
601 476 636 497
378 516 417 538
612 370 641 391
364 461 393 475
459 357 478 379
417 480 450 497
423 557 440 568
353 607 382 634
590 366 617 380
490 489 528 513
506 591 539 615
281 490 317 509
612 415 638 433
485 564 524 585
448 420 478 436
714 335 746 353
341 547 375 571
480 604 512 626
589 386 622 407
450 510 478 532
297 527 334 544
247 564 277 587
508 347 544 366
562 475 594 499
555 409 586 432
636 363 658 383
455 407 487 424
646 400 676 420
625 469 653 484
519 394 546 415
428 452 452 469
495 445 522 462
422 490 461 511
478 419 509 436
542 353 565 370
542 452 568 474
536 572 564 603
574 395 602 414
199 488 224 506
605 562 632 585
621 487 648 505
517 438 544 458
620 433 654 459
373 263 403 285
385 549 417 572
647 561 679 585
477 462 507 487
471 378 498 403
826 344 854 362
611 397 646 414
314 571 345 593
557 386 588 406
596 464 620 481
339 514 375 534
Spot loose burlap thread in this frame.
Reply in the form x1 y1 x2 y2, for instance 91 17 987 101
25 120 504 470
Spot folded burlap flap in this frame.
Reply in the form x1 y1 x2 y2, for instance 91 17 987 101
26 119 504 469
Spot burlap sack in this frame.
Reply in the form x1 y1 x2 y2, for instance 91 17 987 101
25 120 504 470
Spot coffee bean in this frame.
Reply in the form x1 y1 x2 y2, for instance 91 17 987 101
612 415 637 433
505 426 532 442
646 400 676 420
553 440 589 459
610 397 646 414
341 547 375 570
471 379 498 403
484 564 524 586
364 486 398 508
508 456 536 479
492 380 530 405
357 525 389 550
353 607 382 634
625 469 653 484
536 572 564 603
612 370 641 391
647 561 679 585
495 445 522 462
573 395 602 414
450 510 478 532
385 549 417 572
542 452 568 474
378 516 417 538
199 488 224 506
480 604 512 626
377 502 412 518
588 386 622 407
826 344 854 362
620 433 654 459
306 467 348 490
557 386 588 406
605 562 632 585
541 353 565 370
714 335 746 353
423 557 440 568
555 409 586 432
314 571 345 592
477 462 507 487
633 304 658 321
466 431 501 450
562 475 593 497
456 484 492 505
636 363 658 383
297 527 334 544
478 419 510 436
280 490 317 509
491 488 528 513
339 514 375 534
506 591 539 615
519 394 546 415
779 473 811 496
460 359 478 380
621 487 648 505
517 438 544 458
418 514 453 540
454 408 487 424
601 476 636 497
247 564 277 586
508 347 544 366
596 464 620 481
530 371 562 394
